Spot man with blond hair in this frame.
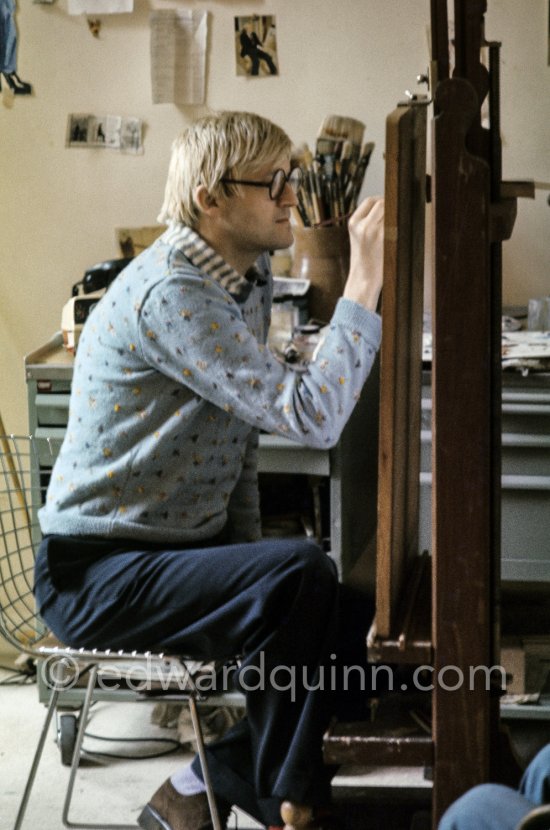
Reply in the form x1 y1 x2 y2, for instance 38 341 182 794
35 111 384 830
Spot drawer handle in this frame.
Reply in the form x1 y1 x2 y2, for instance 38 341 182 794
421 430 550 448
422 399 550 416
420 472 550 491
35 394 71 409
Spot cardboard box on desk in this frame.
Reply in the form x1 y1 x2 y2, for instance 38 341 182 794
501 636 550 695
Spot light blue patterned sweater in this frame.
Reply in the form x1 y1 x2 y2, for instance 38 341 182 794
39 224 381 544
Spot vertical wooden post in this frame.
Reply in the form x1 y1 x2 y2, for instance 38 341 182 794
431 73 495 822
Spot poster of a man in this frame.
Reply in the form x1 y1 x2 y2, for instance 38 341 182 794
235 15 278 77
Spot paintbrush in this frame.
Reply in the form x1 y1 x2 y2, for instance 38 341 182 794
347 141 375 212
292 142 313 171
315 114 365 159
293 124 373 226
296 145 324 224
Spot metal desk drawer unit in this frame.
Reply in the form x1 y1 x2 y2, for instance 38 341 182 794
419 371 550 582
25 333 380 580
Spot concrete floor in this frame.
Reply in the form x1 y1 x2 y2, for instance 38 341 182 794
1 661 432 830
1 664 206 829
2 657 269 829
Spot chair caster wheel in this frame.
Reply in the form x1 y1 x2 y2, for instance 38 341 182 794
57 711 78 766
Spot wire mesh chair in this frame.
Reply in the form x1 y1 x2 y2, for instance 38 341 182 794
0 434 242 830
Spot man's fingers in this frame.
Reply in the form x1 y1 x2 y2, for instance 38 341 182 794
349 196 384 227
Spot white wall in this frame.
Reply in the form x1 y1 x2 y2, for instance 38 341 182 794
1 0 548 436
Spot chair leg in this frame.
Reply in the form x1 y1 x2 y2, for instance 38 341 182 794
13 685 61 830
62 664 135 830
188 695 223 830
16 661 225 830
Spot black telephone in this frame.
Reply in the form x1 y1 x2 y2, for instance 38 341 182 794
62 257 133 353
71 257 133 297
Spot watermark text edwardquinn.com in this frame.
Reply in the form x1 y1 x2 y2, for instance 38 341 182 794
40 652 507 701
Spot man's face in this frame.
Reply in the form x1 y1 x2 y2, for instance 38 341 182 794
215 156 297 261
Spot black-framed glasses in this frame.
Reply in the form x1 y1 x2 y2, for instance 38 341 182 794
220 167 303 201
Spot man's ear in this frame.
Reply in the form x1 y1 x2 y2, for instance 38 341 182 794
193 184 219 215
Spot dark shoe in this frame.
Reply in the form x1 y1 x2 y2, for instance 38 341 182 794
1 72 32 94
138 779 230 830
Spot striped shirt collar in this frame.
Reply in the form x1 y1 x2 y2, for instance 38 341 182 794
162 223 266 303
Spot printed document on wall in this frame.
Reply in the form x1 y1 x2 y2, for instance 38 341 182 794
150 10 207 105
68 0 133 14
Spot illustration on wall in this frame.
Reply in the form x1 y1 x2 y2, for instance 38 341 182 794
0 0 32 95
234 15 278 77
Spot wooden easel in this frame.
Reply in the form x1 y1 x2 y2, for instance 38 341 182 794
430 0 532 816
325 96 434 775
370 100 427 658
325 2 533 826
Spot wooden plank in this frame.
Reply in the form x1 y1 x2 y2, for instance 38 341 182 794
500 180 535 199
324 720 433 767
375 103 427 638
453 0 490 162
430 0 450 85
431 74 495 822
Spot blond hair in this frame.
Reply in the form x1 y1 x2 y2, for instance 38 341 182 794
158 111 292 227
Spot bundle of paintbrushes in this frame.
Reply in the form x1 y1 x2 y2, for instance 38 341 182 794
292 115 375 228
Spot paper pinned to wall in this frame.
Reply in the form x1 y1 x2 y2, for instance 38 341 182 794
150 9 207 105
66 113 143 153
68 0 133 13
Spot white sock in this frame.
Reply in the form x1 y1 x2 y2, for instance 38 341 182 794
170 762 207 796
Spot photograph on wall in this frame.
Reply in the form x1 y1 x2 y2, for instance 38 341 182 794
234 15 278 77
66 114 143 153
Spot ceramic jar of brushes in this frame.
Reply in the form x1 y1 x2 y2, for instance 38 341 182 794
290 224 350 324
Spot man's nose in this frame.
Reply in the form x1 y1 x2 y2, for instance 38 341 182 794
279 181 298 206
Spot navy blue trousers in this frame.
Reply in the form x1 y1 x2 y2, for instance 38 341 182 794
35 535 373 826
